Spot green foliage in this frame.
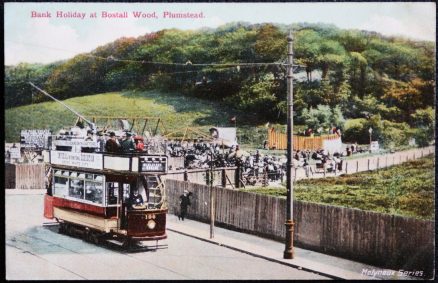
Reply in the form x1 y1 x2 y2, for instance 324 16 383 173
224 74 282 120
343 115 413 147
411 107 434 147
5 22 435 129
244 156 435 220
343 118 367 143
5 62 61 108
4 90 252 142
298 104 345 131
413 128 433 147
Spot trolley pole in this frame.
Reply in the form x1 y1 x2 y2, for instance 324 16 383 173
284 30 295 259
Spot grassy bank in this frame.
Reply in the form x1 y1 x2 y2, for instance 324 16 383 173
5 90 248 142
242 155 435 220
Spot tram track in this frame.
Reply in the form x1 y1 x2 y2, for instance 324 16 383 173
8 225 192 280
7 194 328 280
6 241 88 279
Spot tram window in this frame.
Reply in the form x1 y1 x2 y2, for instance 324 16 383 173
123 184 131 201
78 173 85 179
53 176 68 197
54 170 62 176
69 179 84 199
85 173 93 180
62 171 69 176
94 175 103 182
85 181 103 204
106 182 119 205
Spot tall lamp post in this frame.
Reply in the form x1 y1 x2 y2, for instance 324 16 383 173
369 127 373 153
209 149 215 239
284 30 295 259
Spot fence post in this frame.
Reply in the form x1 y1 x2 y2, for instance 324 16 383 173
183 170 188 182
356 160 359 173
385 156 388 168
295 167 298 181
377 157 379 170
421 150 424 158
345 162 348 174
206 170 210 186
413 153 415 160
235 165 241 188
367 159 370 171
221 169 226 188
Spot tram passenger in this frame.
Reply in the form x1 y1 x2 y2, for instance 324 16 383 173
96 131 106 152
129 188 144 209
85 130 95 141
120 132 135 153
134 136 145 151
105 132 120 153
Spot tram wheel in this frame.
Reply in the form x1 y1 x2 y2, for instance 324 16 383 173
83 230 92 242
91 232 100 245
66 224 74 236
122 238 131 249
58 223 66 234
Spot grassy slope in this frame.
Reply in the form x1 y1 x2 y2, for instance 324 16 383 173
244 155 435 220
5 90 249 142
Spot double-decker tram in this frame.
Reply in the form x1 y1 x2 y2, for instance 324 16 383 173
43 136 168 248
29 82 170 249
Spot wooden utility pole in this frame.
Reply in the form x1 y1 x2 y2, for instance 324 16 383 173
284 30 295 259
209 150 215 239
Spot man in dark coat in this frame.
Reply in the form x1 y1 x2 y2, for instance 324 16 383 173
105 132 120 153
120 132 135 153
178 190 191 221
129 189 144 209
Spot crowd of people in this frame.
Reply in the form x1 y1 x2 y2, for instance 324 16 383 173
53 126 369 183
56 126 159 154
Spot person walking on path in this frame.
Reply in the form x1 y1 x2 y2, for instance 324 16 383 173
179 190 191 221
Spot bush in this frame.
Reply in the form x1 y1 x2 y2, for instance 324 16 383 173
298 104 345 133
413 128 433 147
343 117 413 147
343 118 367 143
380 120 412 148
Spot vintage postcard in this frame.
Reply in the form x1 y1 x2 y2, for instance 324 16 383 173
4 1 436 280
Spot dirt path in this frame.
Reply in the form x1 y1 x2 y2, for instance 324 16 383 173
294 146 435 180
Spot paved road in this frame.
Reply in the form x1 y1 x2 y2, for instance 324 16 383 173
6 192 327 280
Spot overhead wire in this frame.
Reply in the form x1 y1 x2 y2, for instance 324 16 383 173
6 40 298 68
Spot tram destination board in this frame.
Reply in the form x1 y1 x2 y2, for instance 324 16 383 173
139 155 167 173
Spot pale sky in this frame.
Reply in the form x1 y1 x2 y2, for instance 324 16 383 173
4 2 436 65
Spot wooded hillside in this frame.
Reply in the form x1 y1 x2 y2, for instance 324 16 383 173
5 22 435 146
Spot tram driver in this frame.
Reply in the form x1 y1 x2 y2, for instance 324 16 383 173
129 188 144 209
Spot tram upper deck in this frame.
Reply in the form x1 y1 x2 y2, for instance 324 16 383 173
43 131 168 174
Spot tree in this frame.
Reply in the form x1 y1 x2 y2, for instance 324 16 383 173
299 105 345 133
411 107 435 146
254 24 286 62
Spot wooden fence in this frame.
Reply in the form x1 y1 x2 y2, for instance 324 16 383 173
163 167 237 188
5 163 16 189
268 128 340 151
5 163 45 189
165 179 434 276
